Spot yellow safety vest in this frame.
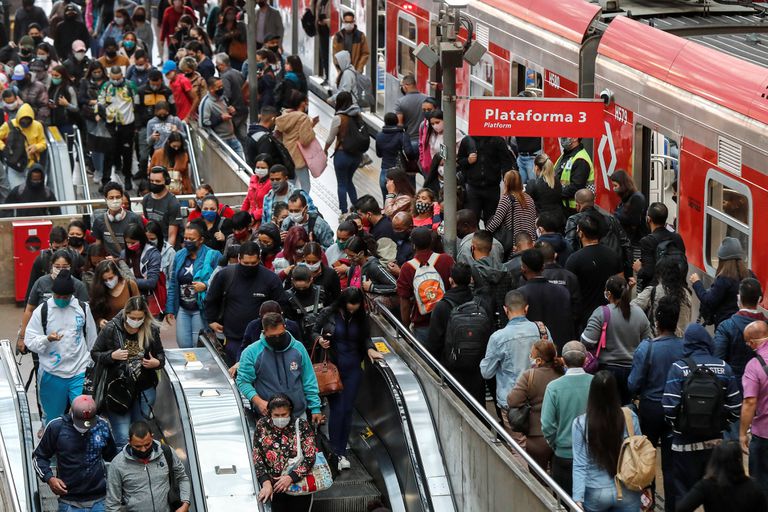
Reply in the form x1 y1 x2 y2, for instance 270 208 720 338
556 148 595 210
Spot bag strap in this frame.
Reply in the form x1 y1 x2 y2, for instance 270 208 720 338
643 340 654 385
621 407 635 437
312 287 321 314
103 212 124 255
161 444 178 493
597 305 611 355
755 354 768 379
684 357 699 375
293 418 303 460
535 321 548 340
426 252 440 267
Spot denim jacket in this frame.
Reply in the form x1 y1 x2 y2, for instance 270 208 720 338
480 316 550 408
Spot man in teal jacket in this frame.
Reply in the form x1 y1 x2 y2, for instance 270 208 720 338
237 311 323 423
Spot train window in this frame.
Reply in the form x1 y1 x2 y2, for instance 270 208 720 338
704 172 751 271
396 13 416 78
340 0 354 10
470 53 494 97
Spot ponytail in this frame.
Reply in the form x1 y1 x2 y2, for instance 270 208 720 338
606 275 631 320
534 153 555 189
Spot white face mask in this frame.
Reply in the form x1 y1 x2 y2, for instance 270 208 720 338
105 276 119 289
288 211 304 223
126 317 144 329
343 22 354 31
74 51 86 62
305 261 321 272
437 165 445 177
272 416 290 428
254 167 269 178
107 198 123 211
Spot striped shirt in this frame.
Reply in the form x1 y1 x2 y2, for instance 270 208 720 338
486 193 538 242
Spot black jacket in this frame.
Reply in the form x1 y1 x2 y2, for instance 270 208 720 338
53 19 91 60
542 262 581 322
375 125 408 172
565 207 632 278
3 171 60 217
555 143 591 203
311 306 374 364
245 124 295 177
637 227 686 289
518 276 574 349
347 256 397 295
614 190 648 244
64 55 91 83
426 285 473 360
135 82 176 125
537 233 571 267
458 136 514 189
526 176 564 226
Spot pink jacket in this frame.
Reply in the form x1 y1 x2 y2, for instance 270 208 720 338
418 119 431 174
241 175 271 220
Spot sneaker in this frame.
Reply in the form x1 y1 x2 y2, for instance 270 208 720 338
338 456 351 471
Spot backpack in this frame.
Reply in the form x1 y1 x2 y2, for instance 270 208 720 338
615 407 657 498
258 132 296 177
301 8 317 36
4 122 28 171
408 253 445 315
289 286 324 344
443 298 492 370
472 265 517 330
343 67 374 108
341 114 370 156
40 298 88 340
655 236 688 275
676 357 727 439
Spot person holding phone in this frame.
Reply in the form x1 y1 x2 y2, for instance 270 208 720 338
91 296 165 448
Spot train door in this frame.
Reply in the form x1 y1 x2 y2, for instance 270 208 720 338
639 127 680 228
373 0 386 115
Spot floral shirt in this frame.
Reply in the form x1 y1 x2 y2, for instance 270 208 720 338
252 417 317 484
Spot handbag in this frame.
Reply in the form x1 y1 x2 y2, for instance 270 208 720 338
311 340 343 396
584 305 611 374
146 271 167 318
298 138 328 178
506 370 533 434
84 361 108 412
284 419 334 495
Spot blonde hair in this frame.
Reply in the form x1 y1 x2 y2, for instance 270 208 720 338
534 153 555 189
503 170 527 208
124 296 160 349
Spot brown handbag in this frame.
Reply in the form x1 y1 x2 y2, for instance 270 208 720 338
311 340 343 396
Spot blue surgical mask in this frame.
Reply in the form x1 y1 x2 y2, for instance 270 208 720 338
201 210 217 222
184 240 199 252
54 297 70 308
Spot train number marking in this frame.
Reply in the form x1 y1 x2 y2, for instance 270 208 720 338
614 106 629 125
546 72 560 90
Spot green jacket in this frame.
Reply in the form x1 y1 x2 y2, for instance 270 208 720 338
540 369 593 458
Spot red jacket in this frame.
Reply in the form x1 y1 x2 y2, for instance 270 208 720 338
160 6 197 43
396 249 454 328
241 175 271 221
188 204 234 222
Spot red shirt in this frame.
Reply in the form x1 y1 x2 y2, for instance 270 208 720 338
396 249 454 327
188 204 235 221
160 6 197 42
169 74 194 120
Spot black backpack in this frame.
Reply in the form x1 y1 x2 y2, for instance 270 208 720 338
656 236 688 275
443 298 492 371
676 357 727 439
265 133 296 177
341 115 370 156
4 123 28 171
288 286 324 344
472 265 517 330
161 444 183 509
301 8 317 37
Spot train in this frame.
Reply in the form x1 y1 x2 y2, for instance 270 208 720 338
275 0 768 284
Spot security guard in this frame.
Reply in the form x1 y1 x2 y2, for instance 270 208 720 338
555 137 594 216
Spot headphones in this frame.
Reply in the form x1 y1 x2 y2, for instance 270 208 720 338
150 165 171 185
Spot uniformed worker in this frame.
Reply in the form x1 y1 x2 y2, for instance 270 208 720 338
555 137 594 217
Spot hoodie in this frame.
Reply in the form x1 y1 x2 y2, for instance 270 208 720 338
329 50 356 105
0 103 46 166
537 232 571 267
325 103 361 149
2 165 60 216
662 323 742 442
275 109 316 168
241 173 272 220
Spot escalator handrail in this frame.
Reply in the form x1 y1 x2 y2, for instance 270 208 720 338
0 428 22 511
184 122 203 189
72 129 93 214
0 191 247 212
188 122 253 177
371 304 581 511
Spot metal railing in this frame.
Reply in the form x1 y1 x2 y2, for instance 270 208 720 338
72 129 93 214
371 302 580 511
187 121 253 178
0 192 247 212
184 122 203 189
0 430 21 512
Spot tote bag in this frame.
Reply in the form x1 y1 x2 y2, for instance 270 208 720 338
298 138 328 178
283 419 334 495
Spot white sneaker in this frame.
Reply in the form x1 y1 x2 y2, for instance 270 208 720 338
338 456 351 470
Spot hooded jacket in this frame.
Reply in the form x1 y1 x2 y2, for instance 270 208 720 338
0 103 47 166
330 50 356 104
241 173 272 220
119 244 162 294
106 440 191 512
236 332 321 418
3 165 60 217
15 79 50 124
166 244 221 316
537 232 571 267
375 124 408 171
713 309 766 380
662 323 742 441
332 26 370 72
275 109 315 168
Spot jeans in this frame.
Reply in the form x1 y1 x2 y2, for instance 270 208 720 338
750 434 768 498
136 126 149 176
7 166 25 191
583 486 641 512
412 326 429 346
551 455 573 496
176 308 205 348
327 352 364 456
224 137 245 160
57 500 105 512
107 387 157 448
39 371 85 425
292 166 311 193
334 150 360 213
638 399 675 511
92 152 106 183
517 152 539 185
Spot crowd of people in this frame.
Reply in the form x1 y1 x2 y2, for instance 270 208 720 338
6 1 768 511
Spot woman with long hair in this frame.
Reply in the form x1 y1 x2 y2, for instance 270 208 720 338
89 259 140 329
312 288 384 470
581 275 652 404
525 153 564 225
412 188 441 230
632 258 692 336
343 234 398 295
189 26 213 56
507 339 565 470
677 441 767 511
48 65 78 138
257 223 282 271
276 55 309 108
144 220 176 280
150 131 191 194
131 7 154 60
301 242 341 303
486 169 538 243
383 167 416 218
90 296 164 447
610 169 647 253
690 237 753 327
120 223 162 298
241 153 273 219
214 6 247 69
324 91 363 214
274 226 309 279
572 370 642 511
196 196 233 252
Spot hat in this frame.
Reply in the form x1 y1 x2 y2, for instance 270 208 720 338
19 35 34 50
28 59 45 72
71 395 97 431
264 33 280 42
103 37 117 49
162 60 177 74
11 64 27 81
52 269 75 296
717 237 744 261
72 40 86 52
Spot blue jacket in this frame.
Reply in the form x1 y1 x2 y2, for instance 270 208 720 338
119 244 162 294
713 310 765 380
166 244 221 316
628 334 685 402
662 324 742 442
693 276 740 327
375 125 409 171
236 333 321 418
537 233 571 267
33 415 117 502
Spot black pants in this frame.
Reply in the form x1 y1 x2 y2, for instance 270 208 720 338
551 455 573 496
270 492 312 512
599 364 632 405
638 399 675 512
671 448 712 507
466 185 501 225
105 122 134 184
318 25 330 80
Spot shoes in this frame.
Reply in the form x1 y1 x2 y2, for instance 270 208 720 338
338 456 351 471
358 154 373 168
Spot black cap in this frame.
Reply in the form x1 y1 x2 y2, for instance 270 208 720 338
52 269 75 296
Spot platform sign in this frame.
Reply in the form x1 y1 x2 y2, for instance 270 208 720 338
468 98 604 138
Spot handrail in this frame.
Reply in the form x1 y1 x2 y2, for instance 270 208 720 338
184 122 203 189
72 129 93 214
0 429 21 512
371 302 580 511
0 191 247 211
188 121 253 177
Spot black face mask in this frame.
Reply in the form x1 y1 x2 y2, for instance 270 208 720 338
265 332 290 351
131 446 153 459
32 36 43 46
68 236 84 247
29 179 43 189
391 230 410 242
19 118 32 128
149 183 165 194
213 88 224 98
293 286 311 297
105 49 117 58
239 263 259 277
156 113 169 121
266 45 279 54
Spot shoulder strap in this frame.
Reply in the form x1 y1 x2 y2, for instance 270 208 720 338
643 341 654 383
161 444 177 491
307 212 318 240
103 212 124 255
621 407 635 437
41 301 48 335
684 357 699 374
427 253 440 267
294 418 303 458
312 287 322 313
535 321 548 340
526 368 534 394
77 299 88 341
755 354 768 379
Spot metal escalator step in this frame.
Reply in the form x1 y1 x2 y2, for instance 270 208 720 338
312 481 381 512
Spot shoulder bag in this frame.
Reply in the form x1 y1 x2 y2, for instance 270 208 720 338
310 339 343 396
284 419 334 495
298 137 328 178
506 369 534 434
584 305 610 374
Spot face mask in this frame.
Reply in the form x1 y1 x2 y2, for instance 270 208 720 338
415 201 432 214
149 183 165 194
68 236 84 247
559 137 574 150
106 49 117 58
51 267 63 278
431 122 444 134
213 88 224 97
272 416 290 428
257 241 273 252
437 165 445 177
29 179 43 189
254 167 269 178
127 242 141 252
126 317 144 329
19 118 32 128
392 230 409 242
255 61 265 70
147 239 159 248
134 14 146 22
52 77 63 85
92 73 104 81
239 263 259 277
37 54 49 62
156 113 169 121
530 357 538 368
111 78 124 87
343 22 354 31
2 101 18 111
184 240 199 252
114 17 125 25
305 261 321 272
105 276 119 289
54 297 70 308
123 40 135 50
201 210 217 222
32 36 43 46
195 198 203 209
336 239 348 250
270 180 284 192
234 230 250 241
65 12 77 20
288 211 304 224
604 291 611 301
265 332 291 351
106 198 123 211
74 51 86 62
132 446 153 459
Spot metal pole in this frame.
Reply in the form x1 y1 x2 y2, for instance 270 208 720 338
246 0 259 122
440 8 458 258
